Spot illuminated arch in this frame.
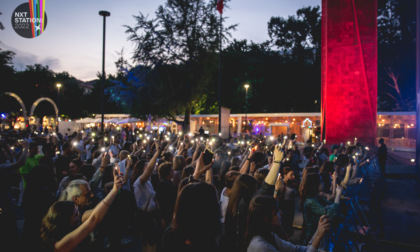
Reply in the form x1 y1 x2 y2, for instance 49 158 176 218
30 97 58 119
302 118 313 128
4 92 27 117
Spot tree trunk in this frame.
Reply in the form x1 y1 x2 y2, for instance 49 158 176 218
182 106 191 133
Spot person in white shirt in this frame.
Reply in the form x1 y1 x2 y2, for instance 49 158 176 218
133 141 162 252
109 146 119 164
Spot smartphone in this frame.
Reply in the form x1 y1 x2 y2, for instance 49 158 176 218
203 149 214 165
114 164 122 176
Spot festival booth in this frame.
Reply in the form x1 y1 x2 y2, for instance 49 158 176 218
268 123 289 138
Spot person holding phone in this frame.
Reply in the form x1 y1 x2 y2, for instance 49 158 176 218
40 169 123 252
133 141 163 252
329 145 340 162
223 174 257 252
246 195 331 252
184 150 214 184
239 147 256 175
300 173 342 245
274 167 297 237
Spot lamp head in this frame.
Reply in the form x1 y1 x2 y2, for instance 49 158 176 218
99 11 110 17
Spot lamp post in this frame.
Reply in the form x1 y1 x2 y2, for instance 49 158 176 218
244 84 250 132
99 10 110 135
56 83 62 132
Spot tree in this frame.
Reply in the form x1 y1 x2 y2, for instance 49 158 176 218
81 72 125 117
54 71 87 118
123 0 236 132
268 6 321 63
381 67 415 111
378 0 402 47
220 39 320 113
106 63 145 116
377 0 416 111
0 48 16 93
13 64 56 113
0 12 4 30
265 6 321 112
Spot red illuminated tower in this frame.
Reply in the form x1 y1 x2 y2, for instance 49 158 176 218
321 0 377 146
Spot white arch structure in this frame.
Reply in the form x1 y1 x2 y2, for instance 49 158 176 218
30 97 59 119
4 92 27 118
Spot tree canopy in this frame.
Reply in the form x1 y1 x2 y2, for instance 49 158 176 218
377 0 416 111
268 6 321 63
114 0 236 131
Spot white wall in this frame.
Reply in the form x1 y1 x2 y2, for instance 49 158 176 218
58 121 77 135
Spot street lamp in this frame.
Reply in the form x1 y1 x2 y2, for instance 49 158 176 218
99 10 110 135
56 83 62 133
244 84 250 132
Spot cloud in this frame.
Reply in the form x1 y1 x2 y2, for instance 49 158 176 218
0 41 61 71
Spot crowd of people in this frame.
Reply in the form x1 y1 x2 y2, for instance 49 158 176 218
0 126 383 251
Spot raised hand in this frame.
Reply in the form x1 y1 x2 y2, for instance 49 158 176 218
198 143 206 153
316 215 331 237
247 148 254 159
336 184 343 195
126 155 132 168
332 171 338 181
334 184 344 204
177 141 184 153
318 140 324 149
155 140 162 151
273 145 284 162
113 167 123 191
275 173 283 191
193 152 214 180
101 152 110 167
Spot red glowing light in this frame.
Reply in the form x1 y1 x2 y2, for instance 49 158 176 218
321 0 377 146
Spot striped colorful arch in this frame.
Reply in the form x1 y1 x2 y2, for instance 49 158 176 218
28 0 46 38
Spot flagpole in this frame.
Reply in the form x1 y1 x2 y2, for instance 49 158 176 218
218 12 222 134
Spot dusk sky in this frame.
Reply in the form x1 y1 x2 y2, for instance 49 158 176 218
0 0 320 81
